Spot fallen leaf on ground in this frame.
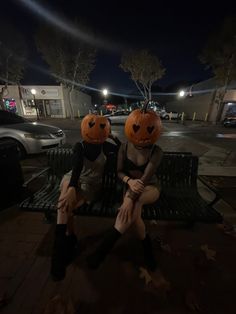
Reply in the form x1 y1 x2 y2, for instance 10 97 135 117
44 294 75 314
185 290 201 312
139 267 152 285
139 267 171 296
160 243 172 254
151 272 171 294
200 244 216 261
218 222 236 238
150 220 158 225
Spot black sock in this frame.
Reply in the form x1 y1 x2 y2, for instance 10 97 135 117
142 234 157 272
87 227 121 269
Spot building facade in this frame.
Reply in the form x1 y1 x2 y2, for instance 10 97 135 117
166 78 236 122
1 84 93 118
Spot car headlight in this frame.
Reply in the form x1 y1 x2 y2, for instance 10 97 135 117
24 133 54 139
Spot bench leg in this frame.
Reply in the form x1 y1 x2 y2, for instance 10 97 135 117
44 210 54 224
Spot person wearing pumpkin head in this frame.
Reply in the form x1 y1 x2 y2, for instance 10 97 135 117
87 104 163 272
51 114 121 281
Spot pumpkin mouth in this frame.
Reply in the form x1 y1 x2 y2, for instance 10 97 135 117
138 138 151 142
85 133 102 142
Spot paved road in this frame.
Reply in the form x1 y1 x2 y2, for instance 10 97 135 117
21 119 236 174
61 122 236 166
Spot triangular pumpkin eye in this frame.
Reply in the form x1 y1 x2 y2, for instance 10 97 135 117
147 126 154 134
89 121 95 128
100 123 106 129
133 124 140 133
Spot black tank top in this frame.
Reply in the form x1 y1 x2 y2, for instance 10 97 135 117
124 143 156 173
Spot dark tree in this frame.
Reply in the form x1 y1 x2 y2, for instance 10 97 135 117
200 17 236 121
0 23 27 110
36 23 96 119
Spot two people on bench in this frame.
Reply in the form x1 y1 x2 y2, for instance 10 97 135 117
51 110 163 281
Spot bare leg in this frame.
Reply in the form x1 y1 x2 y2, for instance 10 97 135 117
57 178 85 233
132 186 160 238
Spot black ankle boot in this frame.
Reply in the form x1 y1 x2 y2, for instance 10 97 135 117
51 224 68 281
142 234 157 272
66 233 79 265
50 225 79 281
86 227 121 269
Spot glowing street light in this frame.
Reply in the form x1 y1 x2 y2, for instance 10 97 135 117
179 90 185 97
31 88 36 95
102 88 108 96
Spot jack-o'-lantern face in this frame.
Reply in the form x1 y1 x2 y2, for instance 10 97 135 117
81 114 110 144
125 109 162 146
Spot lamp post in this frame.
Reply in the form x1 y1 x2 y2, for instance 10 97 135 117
102 88 108 102
31 89 39 120
102 88 108 114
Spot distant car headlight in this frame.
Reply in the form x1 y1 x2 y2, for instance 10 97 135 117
24 133 54 139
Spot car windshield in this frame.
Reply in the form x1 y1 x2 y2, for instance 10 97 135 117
0 110 30 125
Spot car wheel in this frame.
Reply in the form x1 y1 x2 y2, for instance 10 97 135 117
164 115 170 120
9 139 27 160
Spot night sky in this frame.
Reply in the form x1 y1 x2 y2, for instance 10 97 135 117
1 0 235 96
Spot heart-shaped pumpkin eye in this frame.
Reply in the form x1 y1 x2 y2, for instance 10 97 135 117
89 121 95 128
100 123 106 129
133 124 140 133
147 126 154 134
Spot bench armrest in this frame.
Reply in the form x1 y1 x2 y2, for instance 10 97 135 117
198 176 221 206
23 167 50 188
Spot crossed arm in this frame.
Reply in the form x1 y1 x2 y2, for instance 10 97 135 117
117 143 163 216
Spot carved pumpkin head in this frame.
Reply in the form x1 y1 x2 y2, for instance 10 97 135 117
124 107 162 146
81 114 110 144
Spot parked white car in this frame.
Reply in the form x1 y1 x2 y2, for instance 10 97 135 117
160 110 181 120
0 110 66 158
104 110 130 124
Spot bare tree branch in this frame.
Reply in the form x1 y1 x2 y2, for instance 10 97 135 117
120 49 165 101
35 22 96 119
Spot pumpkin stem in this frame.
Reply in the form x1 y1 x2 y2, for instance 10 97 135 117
142 99 150 112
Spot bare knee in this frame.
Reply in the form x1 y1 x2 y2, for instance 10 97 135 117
138 186 160 205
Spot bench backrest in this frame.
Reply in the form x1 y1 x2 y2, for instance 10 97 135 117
46 148 198 189
157 153 198 188
47 148 73 182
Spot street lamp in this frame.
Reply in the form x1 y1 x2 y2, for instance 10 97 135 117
31 89 39 120
179 90 185 97
102 89 108 97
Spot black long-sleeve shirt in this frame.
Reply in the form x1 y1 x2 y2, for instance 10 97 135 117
68 137 121 188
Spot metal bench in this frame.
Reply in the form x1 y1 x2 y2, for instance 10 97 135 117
19 148 223 224
0 140 26 210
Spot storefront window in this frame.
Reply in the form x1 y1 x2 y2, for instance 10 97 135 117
22 100 37 116
48 99 63 116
